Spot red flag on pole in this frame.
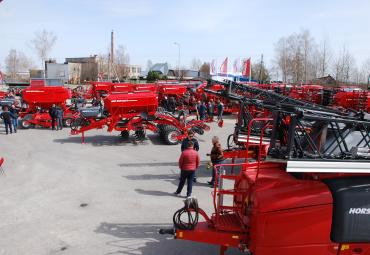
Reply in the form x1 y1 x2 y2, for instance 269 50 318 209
242 58 251 77
220 57 228 74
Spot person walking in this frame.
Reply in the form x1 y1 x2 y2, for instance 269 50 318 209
181 131 200 183
207 136 225 187
0 106 15 135
208 99 215 121
49 104 57 130
9 104 19 133
217 100 224 121
198 101 207 120
56 106 64 130
174 141 200 198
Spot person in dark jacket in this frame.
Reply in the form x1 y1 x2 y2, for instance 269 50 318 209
181 131 199 152
0 106 15 134
198 101 207 120
217 100 224 121
208 99 215 121
207 136 225 187
9 104 19 133
169 96 177 114
174 141 200 197
56 106 64 130
49 104 57 130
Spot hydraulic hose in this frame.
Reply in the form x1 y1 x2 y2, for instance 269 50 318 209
173 197 199 230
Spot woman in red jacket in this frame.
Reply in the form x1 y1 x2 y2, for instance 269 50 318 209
174 141 200 197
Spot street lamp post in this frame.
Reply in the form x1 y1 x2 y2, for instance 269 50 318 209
174 42 180 80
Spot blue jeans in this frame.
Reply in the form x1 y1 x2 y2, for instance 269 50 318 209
176 170 195 197
57 117 63 130
211 160 224 184
12 118 18 132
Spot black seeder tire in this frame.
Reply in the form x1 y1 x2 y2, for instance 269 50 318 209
20 119 31 129
163 125 180 145
62 118 72 127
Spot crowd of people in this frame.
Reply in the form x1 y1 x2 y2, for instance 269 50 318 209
160 94 224 122
0 92 20 135
175 131 224 198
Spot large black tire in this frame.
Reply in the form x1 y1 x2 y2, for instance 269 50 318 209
20 119 31 129
227 133 236 149
163 125 180 145
62 118 72 127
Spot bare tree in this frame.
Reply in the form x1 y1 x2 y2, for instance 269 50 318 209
333 46 355 83
318 38 332 77
274 37 289 82
5 49 34 79
360 59 370 84
30 29 57 78
190 58 202 70
114 44 130 79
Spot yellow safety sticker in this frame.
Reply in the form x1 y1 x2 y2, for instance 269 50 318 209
341 244 350 251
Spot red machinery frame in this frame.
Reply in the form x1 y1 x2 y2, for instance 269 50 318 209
70 91 209 144
20 86 75 128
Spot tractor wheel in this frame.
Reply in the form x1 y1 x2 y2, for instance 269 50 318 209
227 133 236 149
157 124 165 136
62 118 72 127
20 119 31 129
120 130 130 139
163 125 180 145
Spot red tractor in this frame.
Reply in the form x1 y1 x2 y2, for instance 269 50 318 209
70 90 209 145
161 80 370 254
20 86 75 129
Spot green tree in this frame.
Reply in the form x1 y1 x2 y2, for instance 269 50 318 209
147 70 160 82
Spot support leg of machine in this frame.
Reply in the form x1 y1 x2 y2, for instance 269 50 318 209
219 245 228 255
82 132 85 144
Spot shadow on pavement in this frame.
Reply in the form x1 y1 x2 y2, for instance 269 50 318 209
94 222 237 255
134 189 175 197
53 135 153 147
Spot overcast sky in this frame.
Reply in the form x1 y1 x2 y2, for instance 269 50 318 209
1 0 370 71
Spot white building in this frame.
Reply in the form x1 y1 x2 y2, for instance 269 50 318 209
125 64 142 79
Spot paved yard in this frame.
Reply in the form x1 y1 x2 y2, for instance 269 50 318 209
0 117 244 255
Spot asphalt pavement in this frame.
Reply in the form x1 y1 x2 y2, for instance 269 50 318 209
0 116 244 255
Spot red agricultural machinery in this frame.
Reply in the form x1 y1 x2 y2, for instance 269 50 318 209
160 80 370 255
333 87 370 113
70 89 209 145
20 86 75 129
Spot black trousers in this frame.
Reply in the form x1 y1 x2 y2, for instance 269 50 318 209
51 118 57 129
176 170 195 197
4 122 12 134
